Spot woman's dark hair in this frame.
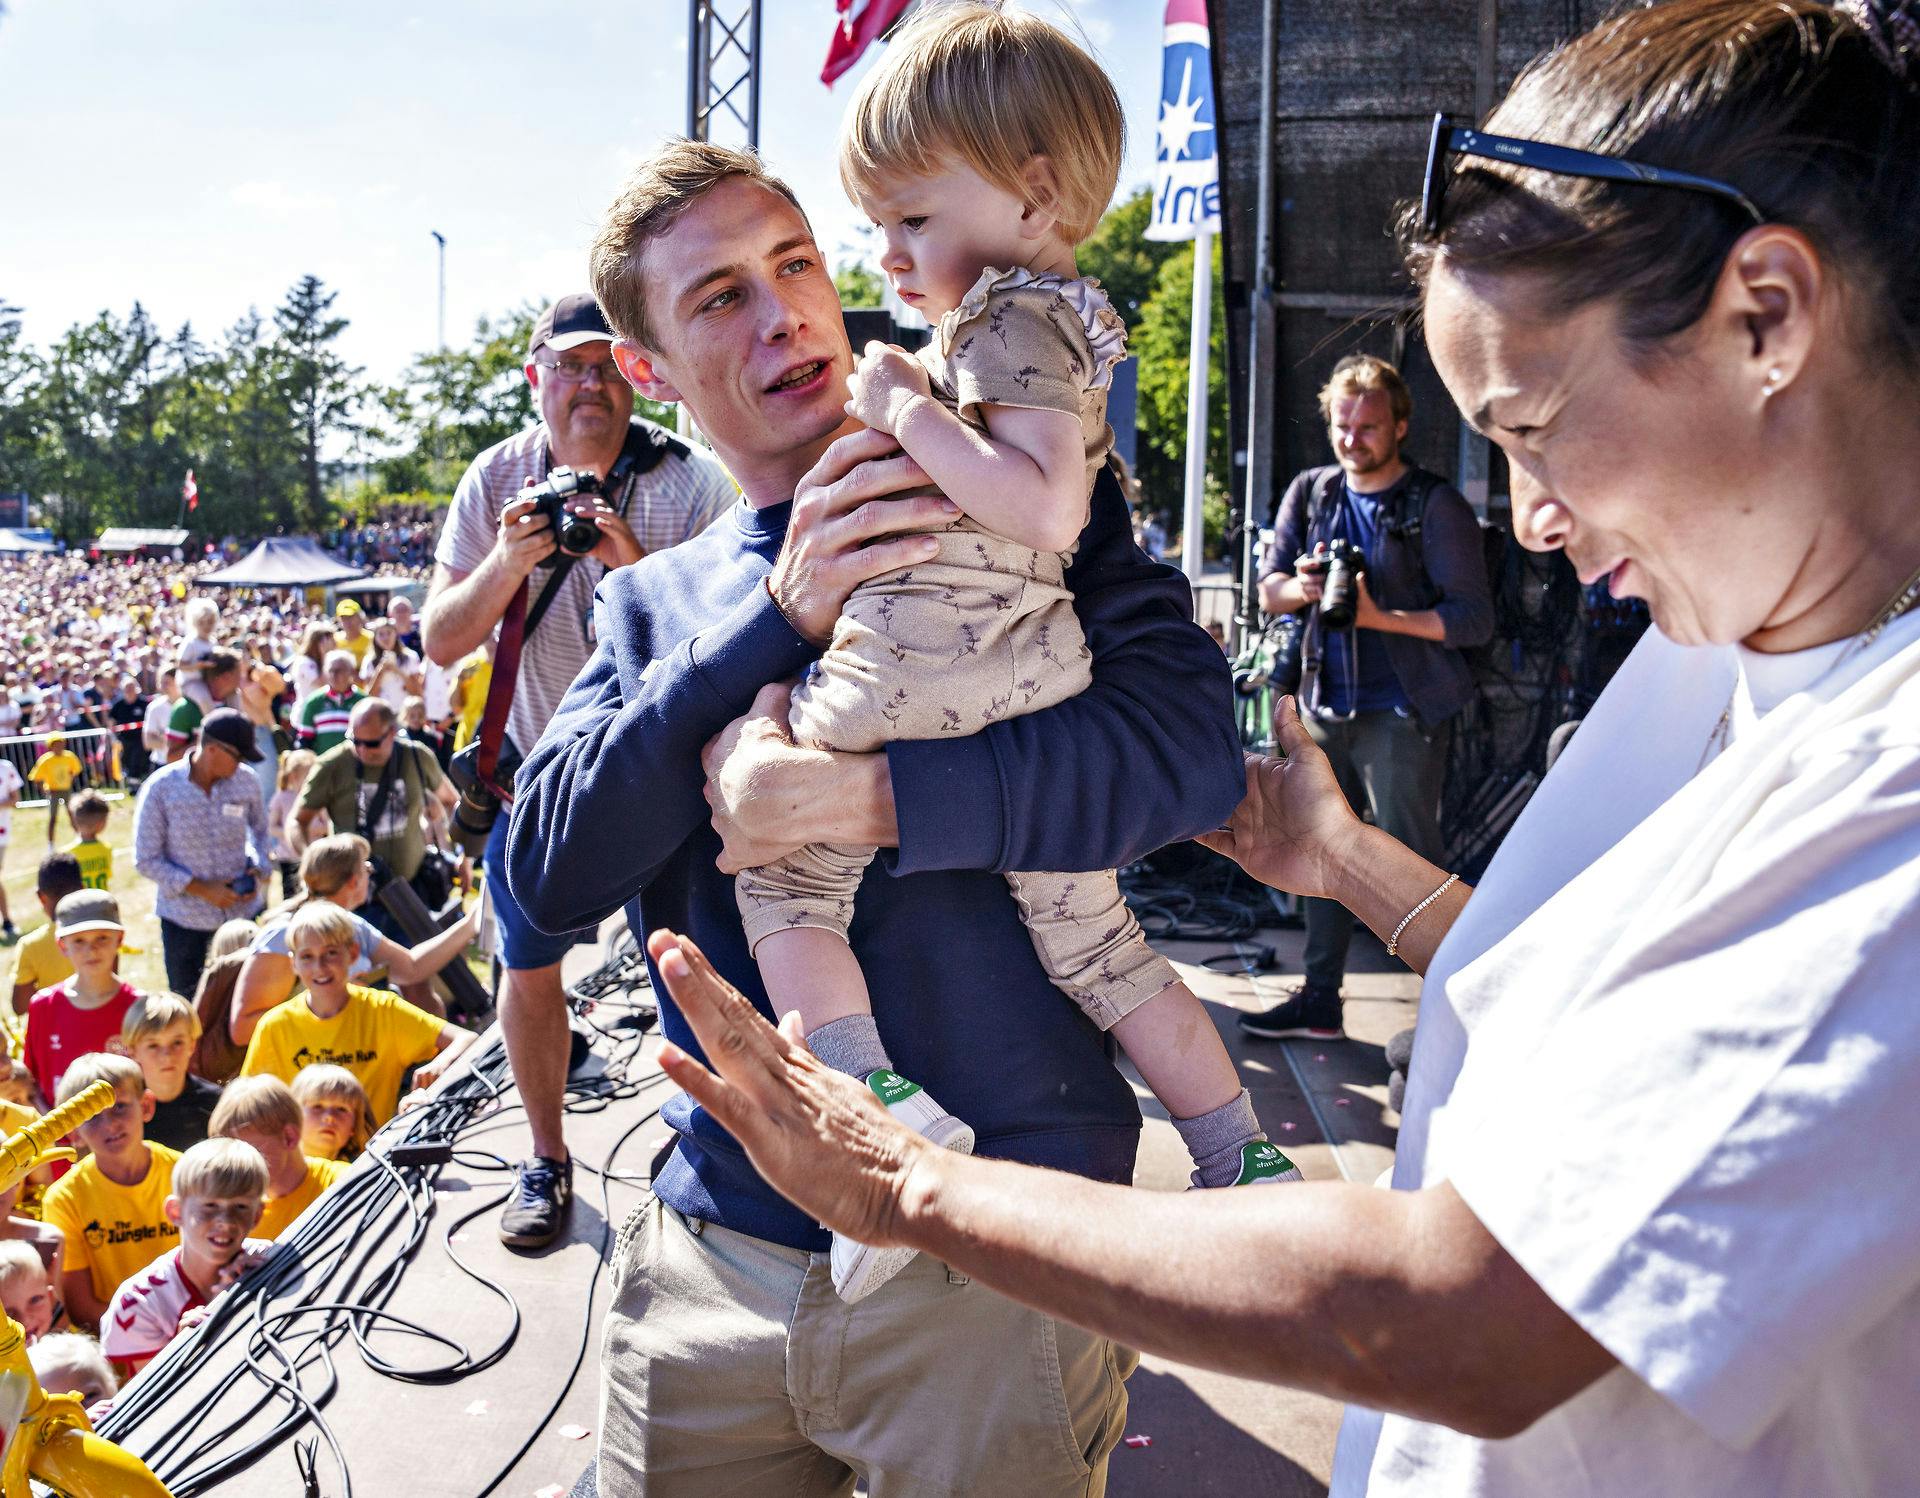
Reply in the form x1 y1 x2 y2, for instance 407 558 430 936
1405 0 1920 370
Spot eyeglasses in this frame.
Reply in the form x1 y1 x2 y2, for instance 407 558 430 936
533 356 621 387
1420 112 1764 238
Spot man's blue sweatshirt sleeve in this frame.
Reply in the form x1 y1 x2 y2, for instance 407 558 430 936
886 473 1244 877
504 574 814 934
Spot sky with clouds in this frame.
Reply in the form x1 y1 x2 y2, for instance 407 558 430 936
0 0 1164 388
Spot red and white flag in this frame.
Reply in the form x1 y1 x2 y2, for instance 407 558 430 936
822 0 915 86
182 469 198 511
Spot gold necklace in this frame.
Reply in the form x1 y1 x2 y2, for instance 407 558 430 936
1700 560 1920 770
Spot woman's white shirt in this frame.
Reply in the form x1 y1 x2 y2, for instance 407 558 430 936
1335 611 1920 1498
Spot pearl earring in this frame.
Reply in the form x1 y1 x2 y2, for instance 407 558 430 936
1761 365 1785 398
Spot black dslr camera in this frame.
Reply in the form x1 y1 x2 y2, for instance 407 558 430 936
446 735 523 856
1313 539 1366 630
523 466 604 558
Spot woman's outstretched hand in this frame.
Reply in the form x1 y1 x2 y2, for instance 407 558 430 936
647 929 934 1247
1198 695 1362 901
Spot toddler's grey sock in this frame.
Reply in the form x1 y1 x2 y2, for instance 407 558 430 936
1175 1088 1266 1189
806 1014 893 1081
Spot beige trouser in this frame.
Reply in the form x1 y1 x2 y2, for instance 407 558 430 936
735 527 1178 1030
598 1198 1138 1496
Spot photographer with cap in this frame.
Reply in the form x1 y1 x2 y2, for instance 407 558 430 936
132 707 270 997
422 292 736 1249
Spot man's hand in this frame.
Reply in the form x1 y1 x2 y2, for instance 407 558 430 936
573 499 646 571
1197 697 1362 900
1292 546 1329 604
496 490 560 578
185 878 245 911
769 426 959 646
844 340 933 437
648 929 931 1247
701 683 812 872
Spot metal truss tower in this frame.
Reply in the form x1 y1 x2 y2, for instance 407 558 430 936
687 0 763 148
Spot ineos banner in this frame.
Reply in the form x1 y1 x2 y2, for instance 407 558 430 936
1146 0 1222 242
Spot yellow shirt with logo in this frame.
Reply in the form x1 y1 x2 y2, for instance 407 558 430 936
65 839 113 893
255 1155 348 1240
42 1143 182 1306
27 752 82 794
240 985 444 1125
11 926 70 999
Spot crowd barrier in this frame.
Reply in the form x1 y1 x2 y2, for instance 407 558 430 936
0 725 139 803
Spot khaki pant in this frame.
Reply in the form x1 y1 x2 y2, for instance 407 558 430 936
598 1198 1138 1496
735 525 1177 1029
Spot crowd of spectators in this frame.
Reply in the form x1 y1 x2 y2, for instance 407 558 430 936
328 504 438 570
0 542 484 1416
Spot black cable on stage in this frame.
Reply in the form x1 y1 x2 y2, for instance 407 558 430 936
95 975 665 1496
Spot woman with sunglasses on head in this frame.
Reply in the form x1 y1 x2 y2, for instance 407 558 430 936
642 4 1920 1495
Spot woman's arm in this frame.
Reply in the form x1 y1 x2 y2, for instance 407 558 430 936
229 953 293 1047
1197 697 1471 975
372 910 474 985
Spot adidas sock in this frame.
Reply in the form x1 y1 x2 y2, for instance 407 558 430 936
806 1014 893 1081
1175 1088 1266 1189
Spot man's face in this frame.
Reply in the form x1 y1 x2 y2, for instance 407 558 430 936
528 338 633 462
206 664 241 700
615 177 853 479
326 660 355 694
1327 390 1406 479
339 615 364 641
197 738 241 782
389 599 413 632
349 709 394 770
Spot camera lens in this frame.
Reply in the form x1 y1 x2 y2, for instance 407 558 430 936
558 515 602 556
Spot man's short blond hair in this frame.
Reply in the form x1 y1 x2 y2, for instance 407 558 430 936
590 139 809 350
57 1052 143 1107
1317 354 1413 427
122 990 203 1049
286 902 358 957
838 2 1123 247
209 1075 304 1139
171 1137 269 1204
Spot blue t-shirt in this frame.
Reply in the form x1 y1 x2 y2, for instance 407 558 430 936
252 906 382 976
1318 482 1412 717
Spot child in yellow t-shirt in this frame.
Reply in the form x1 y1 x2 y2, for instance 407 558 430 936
8 853 87 1019
240 904 473 1124
289 1064 371 1162
38 1054 181 1331
209 1076 347 1240
61 791 113 892
27 736 83 847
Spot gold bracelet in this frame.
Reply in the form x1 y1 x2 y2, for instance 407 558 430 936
1386 872 1460 959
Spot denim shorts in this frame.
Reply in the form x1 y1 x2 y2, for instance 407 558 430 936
484 811 594 970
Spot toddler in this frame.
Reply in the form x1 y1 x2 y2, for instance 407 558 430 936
62 789 112 892
269 750 318 900
123 991 222 1151
39 1053 180 1331
290 1064 371 1162
100 1136 270 1376
740 3 1297 1302
0 1239 68 1341
209 1076 346 1240
174 597 221 714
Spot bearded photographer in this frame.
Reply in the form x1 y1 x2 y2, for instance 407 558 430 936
1251 355 1492 1042
422 292 736 1249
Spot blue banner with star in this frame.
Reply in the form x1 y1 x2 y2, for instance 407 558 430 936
1146 0 1221 242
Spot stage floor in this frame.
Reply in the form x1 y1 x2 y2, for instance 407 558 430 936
102 921 1414 1498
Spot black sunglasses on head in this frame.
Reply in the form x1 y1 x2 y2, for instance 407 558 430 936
1420 112 1765 237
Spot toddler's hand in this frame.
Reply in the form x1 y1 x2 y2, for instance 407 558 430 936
844 340 931 436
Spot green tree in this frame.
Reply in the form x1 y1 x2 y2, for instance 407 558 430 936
834 261 885 308
1077 188 1181 323
1131 234 1229 556
0 300 43 499
275 275 364 529
373 303 539 494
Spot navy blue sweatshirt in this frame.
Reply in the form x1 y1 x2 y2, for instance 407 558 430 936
506 468 1244 1251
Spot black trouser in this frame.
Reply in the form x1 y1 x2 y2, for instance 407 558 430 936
160 919 215 1000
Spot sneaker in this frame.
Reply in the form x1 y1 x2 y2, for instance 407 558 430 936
1233 1139 1304 1185
1237 984 1344 1040
0 923 15 947
830 1071 974 1303
499 1154 572 1249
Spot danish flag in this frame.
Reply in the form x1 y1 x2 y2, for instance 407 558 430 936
182 469 199 512
822 0 916 85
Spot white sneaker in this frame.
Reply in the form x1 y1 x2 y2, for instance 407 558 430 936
830 1070 975 1303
